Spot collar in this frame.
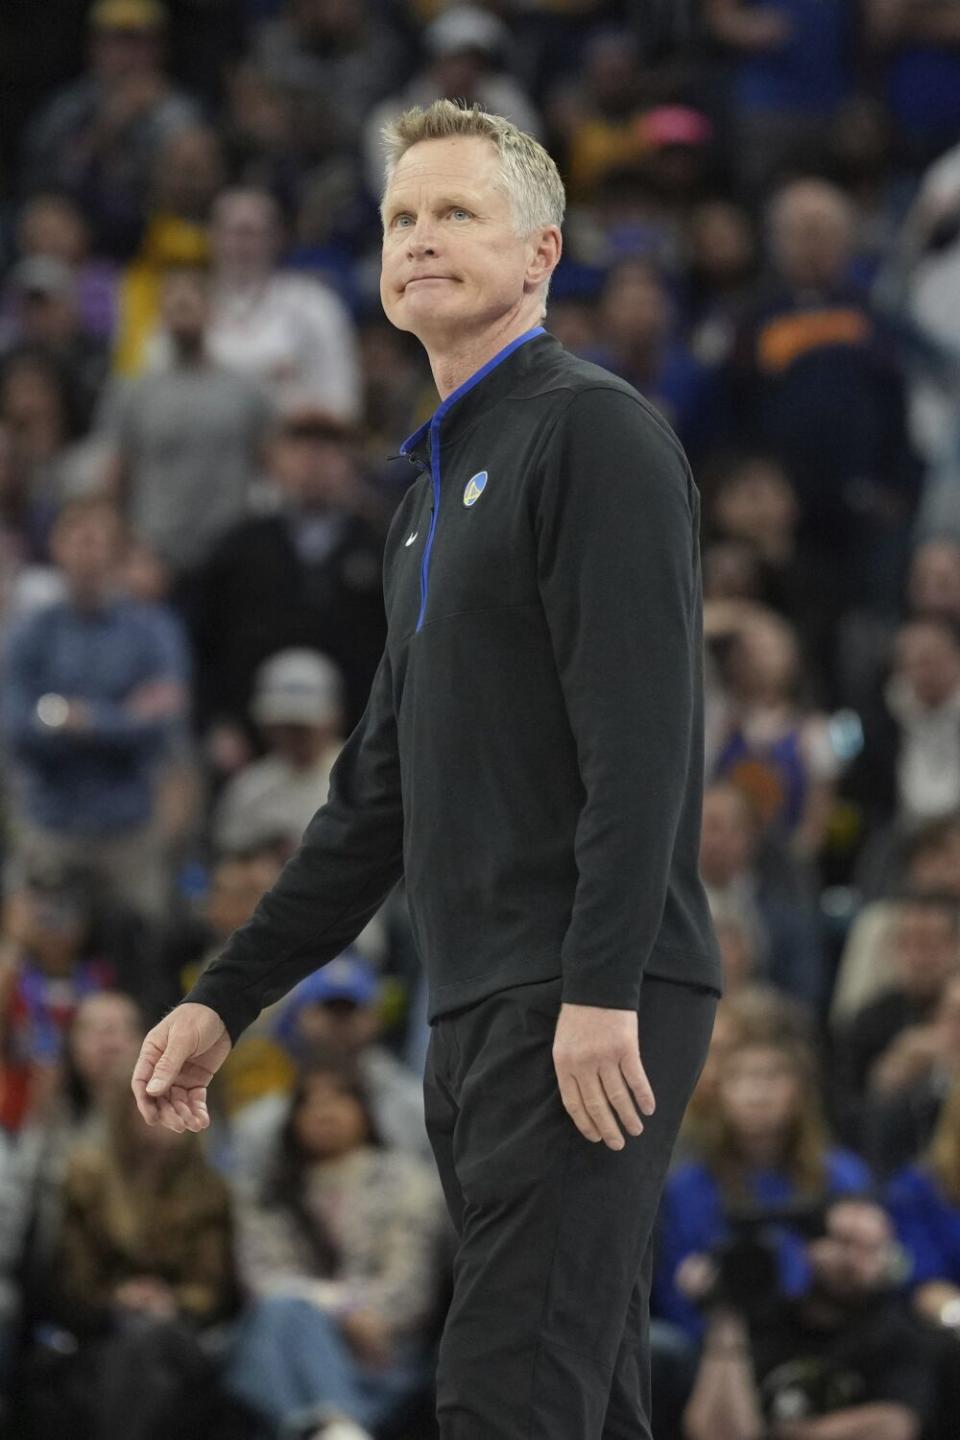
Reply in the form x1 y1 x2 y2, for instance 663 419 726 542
400 325 549 462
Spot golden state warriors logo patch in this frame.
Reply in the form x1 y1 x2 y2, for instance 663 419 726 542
463 471 488 507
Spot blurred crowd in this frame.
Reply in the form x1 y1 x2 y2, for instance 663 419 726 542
1 0 960 1437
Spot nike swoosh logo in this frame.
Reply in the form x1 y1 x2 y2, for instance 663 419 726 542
404 530 418 547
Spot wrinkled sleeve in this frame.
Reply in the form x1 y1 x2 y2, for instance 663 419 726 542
186 648 403 1042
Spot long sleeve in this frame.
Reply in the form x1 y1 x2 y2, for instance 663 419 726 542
534 388 701 1010
186 647 403 1042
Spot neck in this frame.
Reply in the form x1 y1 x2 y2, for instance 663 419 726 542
737 1132 784 1169
69 582 109 611
173 336 206 367
424 312 542 401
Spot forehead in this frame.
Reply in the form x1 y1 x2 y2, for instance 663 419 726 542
383 136 504 207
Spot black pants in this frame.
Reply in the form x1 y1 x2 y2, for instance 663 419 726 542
424 973 717 1440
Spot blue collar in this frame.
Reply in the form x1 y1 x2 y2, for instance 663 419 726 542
400 325 546 455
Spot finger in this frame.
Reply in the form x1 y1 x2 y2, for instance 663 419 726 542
576 1073 625 1151
599 1064 644 1138
169 1088 203 1133
620 1049 656 1117
184 1087 211 1129
131 1049 161 1125
155 1095 187 1133
555 1067 602 1143
145 1027 197 1099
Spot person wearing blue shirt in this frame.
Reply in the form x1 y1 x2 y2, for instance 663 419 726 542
1 495 189 922
653 1032 871 1340
887 1075 960 1334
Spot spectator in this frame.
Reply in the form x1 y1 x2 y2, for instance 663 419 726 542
0 868 115 1136
852 616 960 840
229 950 431 1190
1 258 109 430
212 648 345 855
223 1050 445 1439
864 0 960 164
189 405 385 740
0 496 190 922
653 1032 869 1342
706 605 842 861
684 198 759 365
699 781 824 1008
584 258 718 459
729 178 920 611
25 1085 235 1440
13 192 119 343
831 814 960 1023
110 124 222 377
0 349 87 559
706 453 836 696
206 187 361 420
832 893 960 1130
252 0 408 161
20 0 201 258
704 0 853 193
101 266 269 576
362 6 543 201
888 1071 960 1332
683 1195 936 1440
865 972 960 1176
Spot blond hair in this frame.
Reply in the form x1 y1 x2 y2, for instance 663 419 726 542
703 1034 831 1200
380 99 565 316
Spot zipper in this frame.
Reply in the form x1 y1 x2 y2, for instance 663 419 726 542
401 324 547 635
416 419 441 633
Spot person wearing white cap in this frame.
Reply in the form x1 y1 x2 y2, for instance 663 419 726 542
212 649 346 856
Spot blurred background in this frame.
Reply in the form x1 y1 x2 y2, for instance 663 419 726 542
1 1 960 1437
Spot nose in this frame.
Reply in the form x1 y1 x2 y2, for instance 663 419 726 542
405 217 440 258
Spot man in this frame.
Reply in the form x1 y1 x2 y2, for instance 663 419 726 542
133 99 721 1440
20 0 200 258
683 1196 936 1440
211 648 346 856
187 402 385 737
100 265 269 577
2 495 188 923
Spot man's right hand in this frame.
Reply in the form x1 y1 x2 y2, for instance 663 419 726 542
131 1003 232 1133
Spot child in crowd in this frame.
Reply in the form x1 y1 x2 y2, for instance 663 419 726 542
224 1050 447 1440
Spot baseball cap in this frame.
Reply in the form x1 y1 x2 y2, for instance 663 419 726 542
89 0 167 30
638 106 713 150
274 951 381 1048
425 5 508 58
9 256 75 301
250 648 344 728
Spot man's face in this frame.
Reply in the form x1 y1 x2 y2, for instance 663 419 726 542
699 787 754 884
809 1202 893 1302
892 903 959 1000
51 507 123 594
380 136 547 345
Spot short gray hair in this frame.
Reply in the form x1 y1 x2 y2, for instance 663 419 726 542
380 99 565 316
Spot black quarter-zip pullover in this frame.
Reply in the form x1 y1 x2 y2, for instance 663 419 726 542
187 327 722 1041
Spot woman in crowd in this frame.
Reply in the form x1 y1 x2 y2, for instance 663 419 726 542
224 1050 447 1440
706 603 842 860
887 1072 960 1330
653 1030 870 1341
24 1084 235 1440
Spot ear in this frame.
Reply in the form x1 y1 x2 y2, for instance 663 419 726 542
524 225 562 295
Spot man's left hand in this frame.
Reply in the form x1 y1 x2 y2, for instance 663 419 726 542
553 1004 655 1150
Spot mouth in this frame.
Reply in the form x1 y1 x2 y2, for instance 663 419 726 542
404 276 457 290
